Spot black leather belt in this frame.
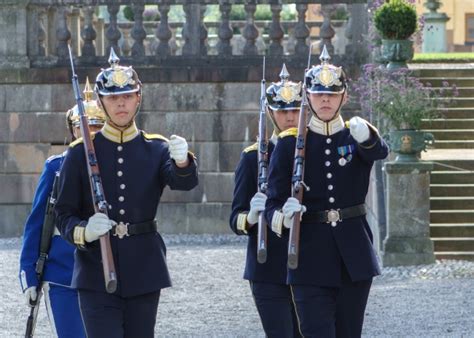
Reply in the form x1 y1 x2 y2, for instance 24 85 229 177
112 220 157 239
302 204 366 224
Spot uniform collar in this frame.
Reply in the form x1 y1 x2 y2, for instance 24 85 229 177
101 122 139 143
308 115 345 136
270 131 278 145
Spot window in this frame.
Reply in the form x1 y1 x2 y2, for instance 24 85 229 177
466 14 474 44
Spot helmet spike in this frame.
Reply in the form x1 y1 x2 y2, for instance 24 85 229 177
279 63 290 82
319 45 331 65
108 47 120 68
83 77 93 102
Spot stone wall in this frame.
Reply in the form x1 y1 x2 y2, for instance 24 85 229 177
0 62 369 237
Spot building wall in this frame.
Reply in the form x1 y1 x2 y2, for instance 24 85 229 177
416 0 474 48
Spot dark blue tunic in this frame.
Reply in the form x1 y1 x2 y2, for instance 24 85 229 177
55 130 198 297
265 127 388 287
230 141 291 284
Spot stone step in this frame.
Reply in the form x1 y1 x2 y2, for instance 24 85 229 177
157 202 232 234
430 210 474 223
431 184 474 197
431 87 474 98
434 252 474 261
0 202 234 237
431 160 474 171
0 111 262 143
432 238 474 252
420 77 474 87
433 97 474 108
431 197 474 210
430 224 474 237
0 141 254 174
421 118 474 129
439 108 474 118
414 67 474 78
425 129 474 141
431 171 474 184
430 140 474 149
0 172 238 204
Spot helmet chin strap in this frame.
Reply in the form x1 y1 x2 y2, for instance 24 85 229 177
267 109 284 135
308 91 345 122
98 91 142 131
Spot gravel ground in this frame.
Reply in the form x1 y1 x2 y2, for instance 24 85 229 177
1 236 473 337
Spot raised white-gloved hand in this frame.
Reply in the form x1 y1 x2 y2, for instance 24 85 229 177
169 135 189 164
247 192 267 225
349 116 370 143
85 213 113 243
282 197 307 229
24 286 37 307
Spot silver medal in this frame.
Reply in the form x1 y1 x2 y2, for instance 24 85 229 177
338 157 347 166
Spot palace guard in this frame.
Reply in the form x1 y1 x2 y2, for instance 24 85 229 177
265 46 389 337
20 79 105 337
230 64 302 337
55 49 198 337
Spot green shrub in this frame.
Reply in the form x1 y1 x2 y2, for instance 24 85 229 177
374 0 417 40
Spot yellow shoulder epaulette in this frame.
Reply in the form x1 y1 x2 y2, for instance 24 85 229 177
278 127 298 138
69 133 96 148
143 132 169 142
243 142 258 153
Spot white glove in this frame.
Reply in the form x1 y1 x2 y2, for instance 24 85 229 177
349 116 370 143
84 213 113 243
24 286 37 307
169 135 189 164
282 197 307 229
247 192 267 225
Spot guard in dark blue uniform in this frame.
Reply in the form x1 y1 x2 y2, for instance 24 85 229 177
265 46 389 337
230 64 302 337
19 80 105 337
55 49 198 338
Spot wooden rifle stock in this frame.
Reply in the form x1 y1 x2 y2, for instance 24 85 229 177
287 90 309 270
68 46 117 293
257 57 268 264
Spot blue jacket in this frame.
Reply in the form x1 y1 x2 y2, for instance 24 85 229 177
265 124 389 287
55 126 198 297
19 153 76 291
230 141 290 284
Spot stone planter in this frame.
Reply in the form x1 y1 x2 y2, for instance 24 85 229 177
380 39 414 70
386 129 434 162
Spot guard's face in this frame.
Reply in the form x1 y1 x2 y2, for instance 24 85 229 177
308 93 347 122
73 124 104 139
272 109 299 132
101 93 140 127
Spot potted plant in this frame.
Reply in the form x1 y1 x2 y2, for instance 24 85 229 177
374 0 417 69
351 64 458 161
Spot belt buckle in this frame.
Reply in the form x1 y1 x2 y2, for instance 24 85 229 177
326 209 341 224
114 222 130 239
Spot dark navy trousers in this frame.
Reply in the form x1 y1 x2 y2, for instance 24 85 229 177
250 281 302 338
78 289 160 338
290 266 372 338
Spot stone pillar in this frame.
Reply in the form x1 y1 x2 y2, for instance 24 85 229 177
0 0 30 68
382 161 436 266
422 0 450 53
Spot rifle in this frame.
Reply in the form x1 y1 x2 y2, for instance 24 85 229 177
257 57 268 264
25 173 59 337
287 45 314 270
68 45 117 293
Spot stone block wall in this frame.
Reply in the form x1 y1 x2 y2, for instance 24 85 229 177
0 61 371 238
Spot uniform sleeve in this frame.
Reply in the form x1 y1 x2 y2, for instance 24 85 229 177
159 143 199 191
229 152 257 236
55 149 88 249
19 159 57 291
265 137 294 235
355 127 390 163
